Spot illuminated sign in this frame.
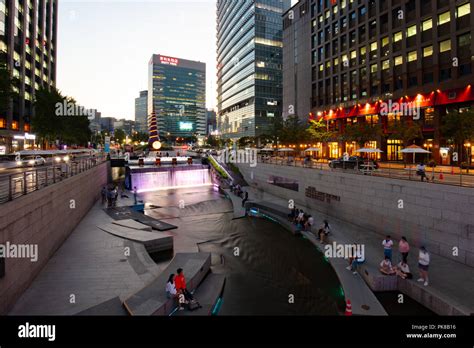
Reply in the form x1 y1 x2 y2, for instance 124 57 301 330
160 56 179 66
179 122 193 131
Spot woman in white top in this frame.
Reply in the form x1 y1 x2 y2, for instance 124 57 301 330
417 247 430 286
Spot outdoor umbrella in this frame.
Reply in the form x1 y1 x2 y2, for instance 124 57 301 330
400 145 431 164
304 147 322 152
356 148 383 154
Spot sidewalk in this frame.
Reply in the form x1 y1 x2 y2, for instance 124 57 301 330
244 186 474 315
9 196 162 315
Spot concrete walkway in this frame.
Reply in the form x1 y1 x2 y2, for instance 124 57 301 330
243 186 474 315
223 188 247 219
9 199 158 315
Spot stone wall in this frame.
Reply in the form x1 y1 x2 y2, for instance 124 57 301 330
237 163 474 267
0 162 109 315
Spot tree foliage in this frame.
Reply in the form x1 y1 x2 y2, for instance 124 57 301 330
343 122 382 147
32 87 91 148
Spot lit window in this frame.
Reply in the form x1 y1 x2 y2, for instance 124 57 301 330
326 61 331 68
370 42 377 51
360 46 366 55
350 50 356 59
394 56 403 66
334 58 339 66
423 46 433 57
439 39 451 53
438 11 450 25
457 3 470 18
381 37 389 47
370 64 378 73
407 51 417 62
422 18 432 31
407 25 417 37
319 64 324 71
382 60 390 70
393 31 402 42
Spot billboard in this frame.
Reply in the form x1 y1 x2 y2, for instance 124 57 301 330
179 122 193 131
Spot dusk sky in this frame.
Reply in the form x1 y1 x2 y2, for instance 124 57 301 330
57 0 298 121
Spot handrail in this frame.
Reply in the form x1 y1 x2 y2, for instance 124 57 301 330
0 155 108 204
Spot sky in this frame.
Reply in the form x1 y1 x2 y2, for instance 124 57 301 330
57 0 217 120
57 0 299 121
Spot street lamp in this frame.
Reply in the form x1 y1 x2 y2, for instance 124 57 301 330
464 142 472 173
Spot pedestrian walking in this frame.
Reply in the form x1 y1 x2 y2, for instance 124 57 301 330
382 235 394 261
101 186 107 204
417 246 430 286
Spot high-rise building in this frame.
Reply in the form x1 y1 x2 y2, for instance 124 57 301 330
216 0 291 140
134 90 148 134
0 0 58 153
147 54 206 140
206 109 217 135
308 0 473 163
282 0 312 122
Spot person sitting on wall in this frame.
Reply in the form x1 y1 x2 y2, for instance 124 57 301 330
379 256 396 275
394 261 413 280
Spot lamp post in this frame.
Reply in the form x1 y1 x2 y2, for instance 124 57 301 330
464 142 471 174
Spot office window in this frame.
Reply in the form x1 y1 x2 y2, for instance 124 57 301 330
407 51 417 62
381 37 389 47
422 18 432 31
457 3 470 17
458 33 471 47
382 60 390 70
360 46 366 55
370 42 377 51
438 11 450 25
393 31 402 42
319 64 324 71
439 39 451 53
350 50 356 59
394 56 403 66
371 64 378 73
423 45 433 57
407 25 417 37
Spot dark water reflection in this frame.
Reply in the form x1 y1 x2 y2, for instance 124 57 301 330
141 187 345 315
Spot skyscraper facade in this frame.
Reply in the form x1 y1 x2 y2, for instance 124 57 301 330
135 90 148 133
216 0 291 140
147 54 206 140
0 0 58 153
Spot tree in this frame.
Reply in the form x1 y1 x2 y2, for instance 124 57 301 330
32 88 91 148
238 136 255 148
343 122 382 147
206 135 223 148
113 129 126 145
387 120 423 146
279 115 310 145
131 132 149 143
441 108 474 167
306 118 337 143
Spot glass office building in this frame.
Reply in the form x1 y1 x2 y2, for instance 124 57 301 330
216 0 291 140
0 0 58 153
134 90 148 134
147 54 206 139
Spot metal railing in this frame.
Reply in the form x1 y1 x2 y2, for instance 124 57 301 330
0 155 108 204
258 156 474 188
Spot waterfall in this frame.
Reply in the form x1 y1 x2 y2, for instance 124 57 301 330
131 168 212 192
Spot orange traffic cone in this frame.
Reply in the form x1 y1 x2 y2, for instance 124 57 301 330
439 170 444 181
345 300 353 316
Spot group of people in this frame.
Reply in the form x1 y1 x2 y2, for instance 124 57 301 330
101 186 119 208
288 207 331 243
378 235 430 286
230 184 244 198
165 268 201 311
